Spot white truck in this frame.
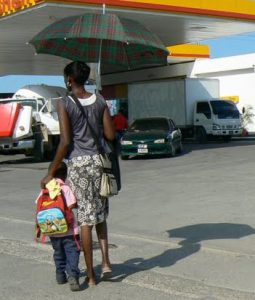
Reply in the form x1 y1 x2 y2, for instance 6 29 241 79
128 78 242 142
0 84 66 159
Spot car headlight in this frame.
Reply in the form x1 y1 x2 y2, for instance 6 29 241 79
154 139 165 144
121 140 133 145
212 124 221 130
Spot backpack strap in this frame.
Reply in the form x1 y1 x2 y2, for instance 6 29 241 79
58 183 80 251
73 234 81 251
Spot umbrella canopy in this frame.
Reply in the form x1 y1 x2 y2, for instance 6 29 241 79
29 13 169 74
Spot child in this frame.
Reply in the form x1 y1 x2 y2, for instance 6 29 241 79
35 162 80 292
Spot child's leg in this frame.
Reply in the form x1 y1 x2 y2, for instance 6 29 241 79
50 237 67 284
63 235 80 279
63 235 81 291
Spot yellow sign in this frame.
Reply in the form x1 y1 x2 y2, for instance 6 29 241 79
0 0 39 16
221 96 239 104
167 44 210 58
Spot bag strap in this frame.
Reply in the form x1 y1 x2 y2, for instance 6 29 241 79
68 93 104 154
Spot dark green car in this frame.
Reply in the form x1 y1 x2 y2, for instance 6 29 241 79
120 117 183 160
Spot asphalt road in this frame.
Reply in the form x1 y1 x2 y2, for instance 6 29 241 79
1 139 255 299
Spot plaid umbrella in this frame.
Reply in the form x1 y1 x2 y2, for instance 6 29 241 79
29 13 169 73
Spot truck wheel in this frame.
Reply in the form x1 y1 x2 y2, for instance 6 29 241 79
44 136 56 160
223 136 232 142
196 127 207 143
25 149 34 157
34 131 45 161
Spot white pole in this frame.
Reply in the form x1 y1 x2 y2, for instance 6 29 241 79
96 4 106 92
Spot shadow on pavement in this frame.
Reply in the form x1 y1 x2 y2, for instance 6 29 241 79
109 223 255 282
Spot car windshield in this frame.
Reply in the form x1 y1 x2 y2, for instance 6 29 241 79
210 100 240 119
0 99 45 111
130 118 169 131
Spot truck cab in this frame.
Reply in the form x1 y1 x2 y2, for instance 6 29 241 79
0 84 66 159
194 99 242 142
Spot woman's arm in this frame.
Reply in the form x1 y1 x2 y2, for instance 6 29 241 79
103 107 115 141
41 99 71 188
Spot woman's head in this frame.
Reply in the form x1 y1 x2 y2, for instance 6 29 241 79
64 61 90 90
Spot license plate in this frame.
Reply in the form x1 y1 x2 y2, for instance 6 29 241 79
138 144 147 149
138 148 148 153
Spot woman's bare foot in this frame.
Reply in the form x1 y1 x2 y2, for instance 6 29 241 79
101 265 112 280
85 270 97 287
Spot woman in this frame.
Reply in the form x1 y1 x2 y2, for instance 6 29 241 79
41 61 115 286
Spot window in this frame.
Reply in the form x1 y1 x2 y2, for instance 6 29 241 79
197 102 211 119
130 118 169 131
210 100 240 119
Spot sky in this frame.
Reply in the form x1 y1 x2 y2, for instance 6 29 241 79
1 33 255 93
204 32 255 58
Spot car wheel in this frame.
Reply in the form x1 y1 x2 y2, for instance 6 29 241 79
177 142 183 154
121 155 129 160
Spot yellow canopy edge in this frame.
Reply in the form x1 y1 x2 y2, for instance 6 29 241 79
2 0 255 19
167 44 210 59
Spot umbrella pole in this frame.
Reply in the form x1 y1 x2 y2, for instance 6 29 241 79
96 4 106 92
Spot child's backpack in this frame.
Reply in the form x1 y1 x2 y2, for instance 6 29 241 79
36 189 74 236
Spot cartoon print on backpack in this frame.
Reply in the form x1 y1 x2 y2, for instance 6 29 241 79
36 188 74 235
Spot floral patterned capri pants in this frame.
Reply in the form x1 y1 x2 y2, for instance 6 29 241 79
66 155 109 226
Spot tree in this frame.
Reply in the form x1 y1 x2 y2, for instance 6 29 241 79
241 105 255 129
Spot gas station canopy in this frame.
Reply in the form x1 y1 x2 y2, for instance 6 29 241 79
1 0 255 76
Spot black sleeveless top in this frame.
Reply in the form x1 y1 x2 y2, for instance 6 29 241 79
61 93 111 159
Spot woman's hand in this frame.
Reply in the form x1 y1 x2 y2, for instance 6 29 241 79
103 106 115 141
40 174 53 189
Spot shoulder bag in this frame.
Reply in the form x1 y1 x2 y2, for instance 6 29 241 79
68 94 120 197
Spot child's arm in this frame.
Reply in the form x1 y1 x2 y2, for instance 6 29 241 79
68 203 77 209
61 185 77 209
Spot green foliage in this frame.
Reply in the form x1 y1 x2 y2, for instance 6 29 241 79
241 105 255 128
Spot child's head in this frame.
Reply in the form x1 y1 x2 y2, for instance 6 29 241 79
49 162 67 181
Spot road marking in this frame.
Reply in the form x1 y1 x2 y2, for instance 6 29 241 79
1 238 254 300
1 215 255 258
0 215 34 225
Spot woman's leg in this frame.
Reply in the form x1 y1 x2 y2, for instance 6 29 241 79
80 224 96 285
95 220 111 270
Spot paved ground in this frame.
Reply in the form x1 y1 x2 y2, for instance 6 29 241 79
1 139 255 299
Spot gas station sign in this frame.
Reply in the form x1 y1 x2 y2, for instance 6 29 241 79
0 0 41 16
